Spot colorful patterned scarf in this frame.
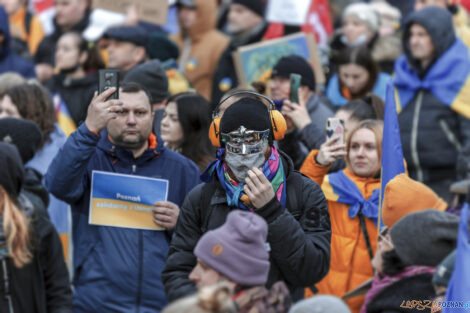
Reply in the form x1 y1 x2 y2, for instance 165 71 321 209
202 146 286 211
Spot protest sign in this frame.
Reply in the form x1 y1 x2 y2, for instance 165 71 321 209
232 32 325 87
266 0 311 26
89 171 168 230
92 0 168 25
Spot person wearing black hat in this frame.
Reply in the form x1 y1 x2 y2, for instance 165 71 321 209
0 142 73 313
171 0 229 100
163 95 331 302
270 55 333 169
0 117 50 215
210 0 268 106
102 25 148 72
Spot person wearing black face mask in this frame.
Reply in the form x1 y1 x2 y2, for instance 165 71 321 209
45 31 104 126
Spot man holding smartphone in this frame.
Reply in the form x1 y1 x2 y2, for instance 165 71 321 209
270 55 333 169
45 84 200 312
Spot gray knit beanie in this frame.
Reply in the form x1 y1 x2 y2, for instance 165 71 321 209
390 210 459 267
194 210 270 286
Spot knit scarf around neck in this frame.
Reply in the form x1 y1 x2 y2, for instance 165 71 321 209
201 146 286 211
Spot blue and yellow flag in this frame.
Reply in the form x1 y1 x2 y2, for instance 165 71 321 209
53 94 76 137
379 83 406 227
443 203 470 312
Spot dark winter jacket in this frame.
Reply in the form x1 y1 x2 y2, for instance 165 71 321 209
46 72 98 125
365 274 436 313
162 151 331 302
394 7 470 199
0 7 35 78
0 196 73 313
210 22 267 107
34 10 90 66
45 123 201 313
21 167 49 217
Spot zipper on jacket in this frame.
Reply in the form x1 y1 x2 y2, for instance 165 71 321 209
132 164 137 174
439 119 462 151
2 259 14 313
411 91 424 182
135 231 143 313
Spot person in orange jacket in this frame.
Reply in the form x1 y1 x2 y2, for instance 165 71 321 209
300 119 383 313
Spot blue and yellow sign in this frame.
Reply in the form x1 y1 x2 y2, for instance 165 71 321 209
89 171 169 230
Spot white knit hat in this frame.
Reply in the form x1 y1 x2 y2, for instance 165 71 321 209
343 3 381 33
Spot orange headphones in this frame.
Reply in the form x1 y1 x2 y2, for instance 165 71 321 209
208 91 287 147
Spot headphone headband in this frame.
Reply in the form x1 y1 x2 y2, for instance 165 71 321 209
212 91 276 119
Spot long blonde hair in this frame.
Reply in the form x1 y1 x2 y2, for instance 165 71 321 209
0 186 32 267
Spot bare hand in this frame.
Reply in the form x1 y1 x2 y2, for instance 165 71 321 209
316 135 347 166
244 168 275 209
152 201 180 230
85 88 123 134
282 99 311 130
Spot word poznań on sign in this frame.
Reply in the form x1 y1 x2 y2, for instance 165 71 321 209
89 171 169 230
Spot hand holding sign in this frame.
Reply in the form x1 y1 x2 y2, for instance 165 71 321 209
85 88 123 134
152 201 180 230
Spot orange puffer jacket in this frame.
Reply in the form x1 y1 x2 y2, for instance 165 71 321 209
300 150 379 313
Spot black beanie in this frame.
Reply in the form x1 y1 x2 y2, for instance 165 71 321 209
232 0 266 17
123 60 169 104
271 55 316 91
147 32 180 62
0 118 42 164
220 97 272 145
0 142 24 199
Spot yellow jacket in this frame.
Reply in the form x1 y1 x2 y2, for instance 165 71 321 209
301 150 379 313
9 7 44 55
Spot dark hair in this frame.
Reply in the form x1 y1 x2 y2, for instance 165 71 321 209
382 249 407 276
169 92 215 171
337 45 379 98
341 93 385 121
4 84 56 149
120 82 153 108
61 32 105 72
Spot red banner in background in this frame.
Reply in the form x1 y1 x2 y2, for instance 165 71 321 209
264 0 333 45
32 0 54 13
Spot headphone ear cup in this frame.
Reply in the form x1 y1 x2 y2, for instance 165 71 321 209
209 117 222 147
270 109 287 141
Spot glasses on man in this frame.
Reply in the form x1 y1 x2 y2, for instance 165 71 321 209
221 126 269 155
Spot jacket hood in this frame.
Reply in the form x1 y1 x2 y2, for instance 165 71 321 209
180 0 217 41
0 6 11 59
403 7 456 73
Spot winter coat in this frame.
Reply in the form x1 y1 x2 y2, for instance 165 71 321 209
300 150 380 313
365 273 436 313
8 6 44 57
45 123 201 313
394 7 470 200
170 0 229 100
278 94 333 170
210 22 267 107
0 7 35 78
162 150 331 302
234 281 292 313
326 72 391 107
34 10 90 66
0 196 73 313
46 72 98 126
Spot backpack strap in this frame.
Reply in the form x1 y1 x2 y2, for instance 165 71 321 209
24 10 33 36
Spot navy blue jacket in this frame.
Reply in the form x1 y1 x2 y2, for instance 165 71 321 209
45 123 200 313
0 6 35 78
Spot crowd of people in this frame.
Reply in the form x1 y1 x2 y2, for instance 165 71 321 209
1 0 470 312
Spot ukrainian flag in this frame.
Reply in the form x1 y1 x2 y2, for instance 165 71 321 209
53 94 76 137
379 83 405 226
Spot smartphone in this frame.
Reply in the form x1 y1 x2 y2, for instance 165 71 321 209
326 117 344 144
289 73 301 103
98 69 119 100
